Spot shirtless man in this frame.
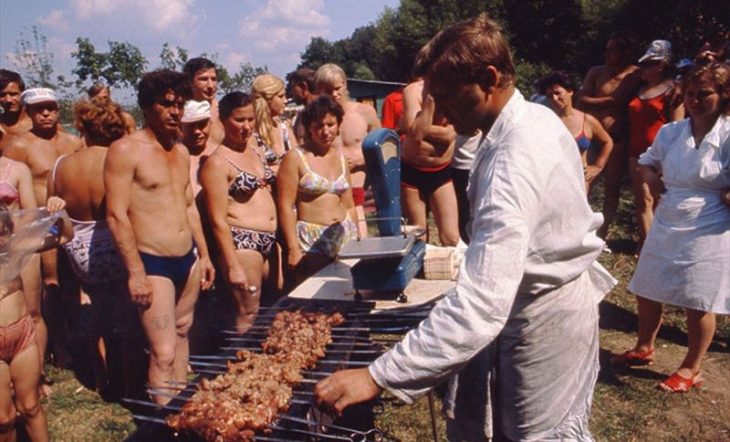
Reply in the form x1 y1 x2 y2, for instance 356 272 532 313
183 58 224 146
286 68 316 143
400 79 458 245
314 64 380 236
180 100 216 196
104 70 215 404
3 87 83 376
578 31 641 239
0 69 32 149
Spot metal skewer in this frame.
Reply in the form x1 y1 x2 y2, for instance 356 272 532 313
222 330 375 342
234 325 412 334
195 348 381 358
222 338 383 348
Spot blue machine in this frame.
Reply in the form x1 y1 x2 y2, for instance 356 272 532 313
337 129 425 302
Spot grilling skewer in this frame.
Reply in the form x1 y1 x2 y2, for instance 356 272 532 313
189 359 370 370
222 330 376 342
145 385 315 398
195 347 382 357
127 402 357 441
230 325 413 334
221 338 385 349
130 415 344 442
141 390 314 406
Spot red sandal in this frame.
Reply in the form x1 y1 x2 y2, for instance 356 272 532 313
610 348 655 366
659 372 704 393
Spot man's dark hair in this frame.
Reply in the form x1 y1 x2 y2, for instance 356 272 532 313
608 31 637 54
219 91 254 120
412 13 515 90
183 58 217 79
286 68 316 93
137 70 191 109
0 69 25 92
300 95 344 131
537 71 576 95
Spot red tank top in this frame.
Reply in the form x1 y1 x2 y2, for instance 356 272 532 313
628 93 668 157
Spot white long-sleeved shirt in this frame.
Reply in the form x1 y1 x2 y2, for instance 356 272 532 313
369 90 612 401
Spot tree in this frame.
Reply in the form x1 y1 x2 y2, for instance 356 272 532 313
11 26 58 88
71 38 147 89
218 63 268 94
159 43 189 70
11 26 75 123
298 37 345 71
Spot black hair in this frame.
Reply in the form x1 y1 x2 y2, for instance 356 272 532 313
137 70 191 110
537 71 576 95
218 91 254 119
0 69 25 93
301 95 344 130
286 68 316 92
183 58 217 79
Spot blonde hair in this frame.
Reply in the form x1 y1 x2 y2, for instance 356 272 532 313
251 74 285 148
314 63 348 99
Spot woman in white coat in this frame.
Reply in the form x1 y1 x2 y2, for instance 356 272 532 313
613 62 730 392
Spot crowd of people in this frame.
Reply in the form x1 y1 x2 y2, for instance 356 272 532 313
0 13 728 441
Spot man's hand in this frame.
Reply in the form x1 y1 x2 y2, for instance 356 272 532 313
343 150 365 172
129 271 153 308
228 265 259 297
199 256 215 290
314 368 383 416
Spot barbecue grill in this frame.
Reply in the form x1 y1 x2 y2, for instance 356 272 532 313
125 297 437 441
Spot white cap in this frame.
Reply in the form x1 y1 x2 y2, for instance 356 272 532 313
638 40 672 63
181 100 211 123
21 88 58 106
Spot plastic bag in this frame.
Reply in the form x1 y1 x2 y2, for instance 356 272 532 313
0 208 65 286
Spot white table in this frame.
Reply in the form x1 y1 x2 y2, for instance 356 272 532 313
288 258 455 310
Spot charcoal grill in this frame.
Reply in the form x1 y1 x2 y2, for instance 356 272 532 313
125 297 435 441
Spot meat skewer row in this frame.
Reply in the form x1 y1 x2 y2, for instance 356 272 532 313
166 310 347 442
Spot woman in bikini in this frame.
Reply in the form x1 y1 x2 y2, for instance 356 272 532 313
538 71 614 194
48 99 136 398
200 92 279 334
0 152 50 396
251 74 298 172
627 40 684 249
1 198 71 442
277 96 358 283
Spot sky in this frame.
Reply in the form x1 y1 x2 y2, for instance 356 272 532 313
0 0 399 95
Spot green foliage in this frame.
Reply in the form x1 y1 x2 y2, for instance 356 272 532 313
71 38 147 89
514 60 553 96
11 26 59 88
218 63 268 93
10 26 77 124
296 0 727 87
159 42 189 70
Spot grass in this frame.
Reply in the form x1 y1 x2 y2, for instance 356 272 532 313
36 182 730 441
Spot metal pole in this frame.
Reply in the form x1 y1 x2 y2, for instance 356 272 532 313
427 390 439 442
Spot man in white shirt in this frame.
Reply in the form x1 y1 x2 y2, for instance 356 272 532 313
315 14 616 441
